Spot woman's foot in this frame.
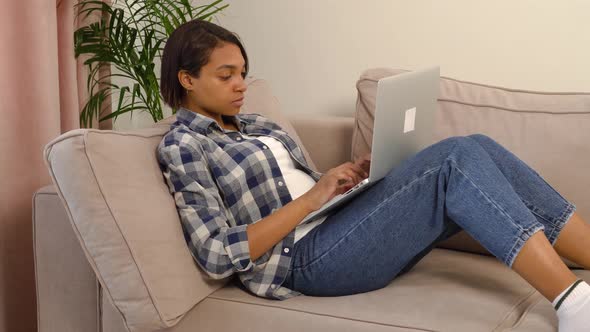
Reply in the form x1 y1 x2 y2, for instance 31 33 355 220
552 279 590 332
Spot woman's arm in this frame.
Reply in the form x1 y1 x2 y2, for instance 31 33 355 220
159 138 258 279
247 161 368 261
246 197 314 261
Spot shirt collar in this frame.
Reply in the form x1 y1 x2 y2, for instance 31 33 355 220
176 107 246 135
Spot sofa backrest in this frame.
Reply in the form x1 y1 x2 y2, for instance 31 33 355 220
43 78 315 332
353 68 590 260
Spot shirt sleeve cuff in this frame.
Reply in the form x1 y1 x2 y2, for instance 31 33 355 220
223 224 255 273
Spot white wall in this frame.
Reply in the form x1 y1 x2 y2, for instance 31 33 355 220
218 0 590 117
115 0 590 129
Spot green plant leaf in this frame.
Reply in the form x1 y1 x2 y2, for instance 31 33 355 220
197 4 229 21
75 0 228 127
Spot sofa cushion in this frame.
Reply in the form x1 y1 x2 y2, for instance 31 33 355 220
43 78 316 332
353 68 590 265
176 249 589 332
101 249 590 332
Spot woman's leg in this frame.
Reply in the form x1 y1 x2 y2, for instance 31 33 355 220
284 136 465 296
513 227 590 332
430 134 590 331
511 212 590 302
466 134 589 269
554 212 590 269
283 136 575 300
512 231 577 302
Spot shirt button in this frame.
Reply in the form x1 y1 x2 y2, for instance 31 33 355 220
270 284 277 289
283 248 290 253
262 145 268 150
278 181 284 187
236 137 242 141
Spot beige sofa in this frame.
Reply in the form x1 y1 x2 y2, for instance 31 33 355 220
34 70 590 332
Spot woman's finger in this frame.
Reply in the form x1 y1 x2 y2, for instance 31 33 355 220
336 177 351 186
347 162 368 179
333 162 364 184
342 168 362 185
334 169 355 185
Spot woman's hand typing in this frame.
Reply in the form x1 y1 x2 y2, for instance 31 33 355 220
247 153 371 261
301 161 369 212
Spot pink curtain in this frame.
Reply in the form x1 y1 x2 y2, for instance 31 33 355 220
0 1 109 330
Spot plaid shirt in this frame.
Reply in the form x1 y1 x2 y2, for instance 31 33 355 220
157 108 322 300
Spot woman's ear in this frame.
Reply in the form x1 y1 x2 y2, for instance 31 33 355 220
177 70 194 91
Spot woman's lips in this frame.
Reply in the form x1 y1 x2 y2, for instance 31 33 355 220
232 97 244 107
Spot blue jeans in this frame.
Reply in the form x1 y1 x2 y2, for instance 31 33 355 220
282 134 576 297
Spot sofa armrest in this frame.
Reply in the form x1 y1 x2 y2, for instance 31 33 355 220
33 185 99 332
289 115 355 173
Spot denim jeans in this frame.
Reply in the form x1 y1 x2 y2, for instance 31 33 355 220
282 134 576 297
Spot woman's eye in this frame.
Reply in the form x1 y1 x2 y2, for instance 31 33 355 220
220 75 231 81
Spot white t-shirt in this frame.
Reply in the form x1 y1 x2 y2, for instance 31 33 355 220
241 133 327 243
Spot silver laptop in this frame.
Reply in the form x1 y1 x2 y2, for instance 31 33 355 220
301 66 440 223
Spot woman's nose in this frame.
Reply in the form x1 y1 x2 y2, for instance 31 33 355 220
235 78 247 92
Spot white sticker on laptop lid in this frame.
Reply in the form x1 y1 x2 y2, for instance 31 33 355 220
403 107 416 133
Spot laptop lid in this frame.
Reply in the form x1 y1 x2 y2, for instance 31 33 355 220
368 66 440 182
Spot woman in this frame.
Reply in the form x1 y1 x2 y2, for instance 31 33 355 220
157 19 589 331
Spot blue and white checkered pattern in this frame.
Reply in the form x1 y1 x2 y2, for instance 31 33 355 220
157 108 322 300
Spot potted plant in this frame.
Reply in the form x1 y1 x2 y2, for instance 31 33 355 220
74 0 228 128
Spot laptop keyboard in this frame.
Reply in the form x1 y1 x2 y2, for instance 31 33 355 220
302 179 370 223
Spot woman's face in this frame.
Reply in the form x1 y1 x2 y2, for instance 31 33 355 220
181 42 247 118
